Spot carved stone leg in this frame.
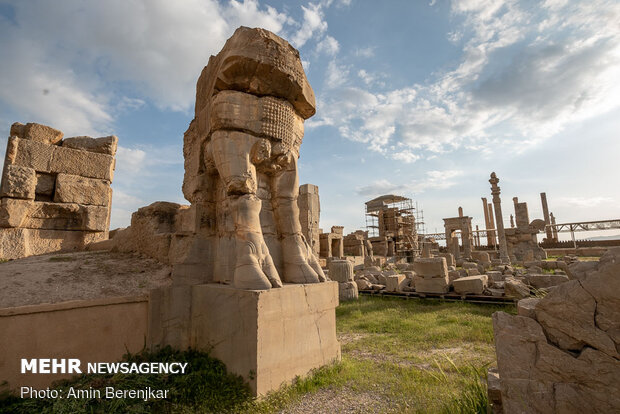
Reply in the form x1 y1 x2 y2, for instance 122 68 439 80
271 152 325 283
211 131 282 289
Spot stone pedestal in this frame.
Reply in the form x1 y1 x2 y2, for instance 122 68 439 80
149 282 341 396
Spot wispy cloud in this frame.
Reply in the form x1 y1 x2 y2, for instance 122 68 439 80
556 196 614 208
356 170 463 197
313 0 620 161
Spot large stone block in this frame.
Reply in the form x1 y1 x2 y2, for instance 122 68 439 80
517 297 540 318
8 137 55 172
413 274 449 294
0 165 36 199
412 257 448 278
50 145 115 180
525 273 569 289
173 282 342 396
453 275 488 295
504 277 530 299
385 274 406 292
0 200 108 231
62 135 119 155
0 228 106 259
0 198 33 227
54 173 110 206
328 259 353 283
535 279 618 359
493 312 620 414
11 122 63 144
338 281 359 301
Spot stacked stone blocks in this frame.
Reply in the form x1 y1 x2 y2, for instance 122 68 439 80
0 122 117 258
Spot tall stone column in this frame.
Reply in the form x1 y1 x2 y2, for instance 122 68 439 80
487 203 496 247
550 212 558 242
481 197 493 247
540 192 553 241
489 172 510 264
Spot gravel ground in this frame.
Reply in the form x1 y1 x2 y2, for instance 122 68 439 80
0 250 171 308
278 386 395 414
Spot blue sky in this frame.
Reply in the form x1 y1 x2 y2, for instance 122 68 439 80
1 0 619 240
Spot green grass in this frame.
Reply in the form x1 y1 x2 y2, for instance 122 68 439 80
1 297 512 413
252 296 514 413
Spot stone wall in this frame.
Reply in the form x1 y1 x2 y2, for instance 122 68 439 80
492 248 620 413
0 122 116 259
0 295 148 390
298 184 320 256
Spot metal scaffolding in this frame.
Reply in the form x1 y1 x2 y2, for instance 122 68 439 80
365 194 419 258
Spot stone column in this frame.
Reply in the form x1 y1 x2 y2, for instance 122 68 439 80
510 214 515 228
481 197 493 247
489 172 510 264
540 192 553 241
475 224 480 247
487 203 496 248
462 218 473 258
550 212 558 242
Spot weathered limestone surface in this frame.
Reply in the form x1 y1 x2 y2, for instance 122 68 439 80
517 297 540 318
328 259 353 283
504 277 530 299
54 174 111 206
413 257 449 293
338 281 359 301
493 248 620 413
0 165 36 199
150 282 341 396
11 122 63 144
0 122 116 259
0 228 106 259
524 273 569 289
385 274 406 292
453 274 488 295
62 135 118 155
176 26 324 290
298 184 320 256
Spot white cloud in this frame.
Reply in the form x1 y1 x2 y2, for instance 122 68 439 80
556 196 614 208
356 170 463 196
325 60 350 88
316 35 340 55
291 3 328 48
0 0 293 136
315 0 620 161
354 46 375 58
391 150 420 163
115 146 147 174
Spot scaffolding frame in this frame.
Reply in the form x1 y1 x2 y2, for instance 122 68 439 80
365 195 420 258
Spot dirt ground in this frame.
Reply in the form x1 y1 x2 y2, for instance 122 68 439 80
0 250 172 308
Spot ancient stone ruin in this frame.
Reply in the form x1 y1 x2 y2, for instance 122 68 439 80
0 122 116 259
177 26 325 290
298 183 320 257
101 26 340 395
492 248 620 413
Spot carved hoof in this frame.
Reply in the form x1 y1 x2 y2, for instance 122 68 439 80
264 262 283 288
234 263 272 290
234 241 272 290
284 262 320 284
